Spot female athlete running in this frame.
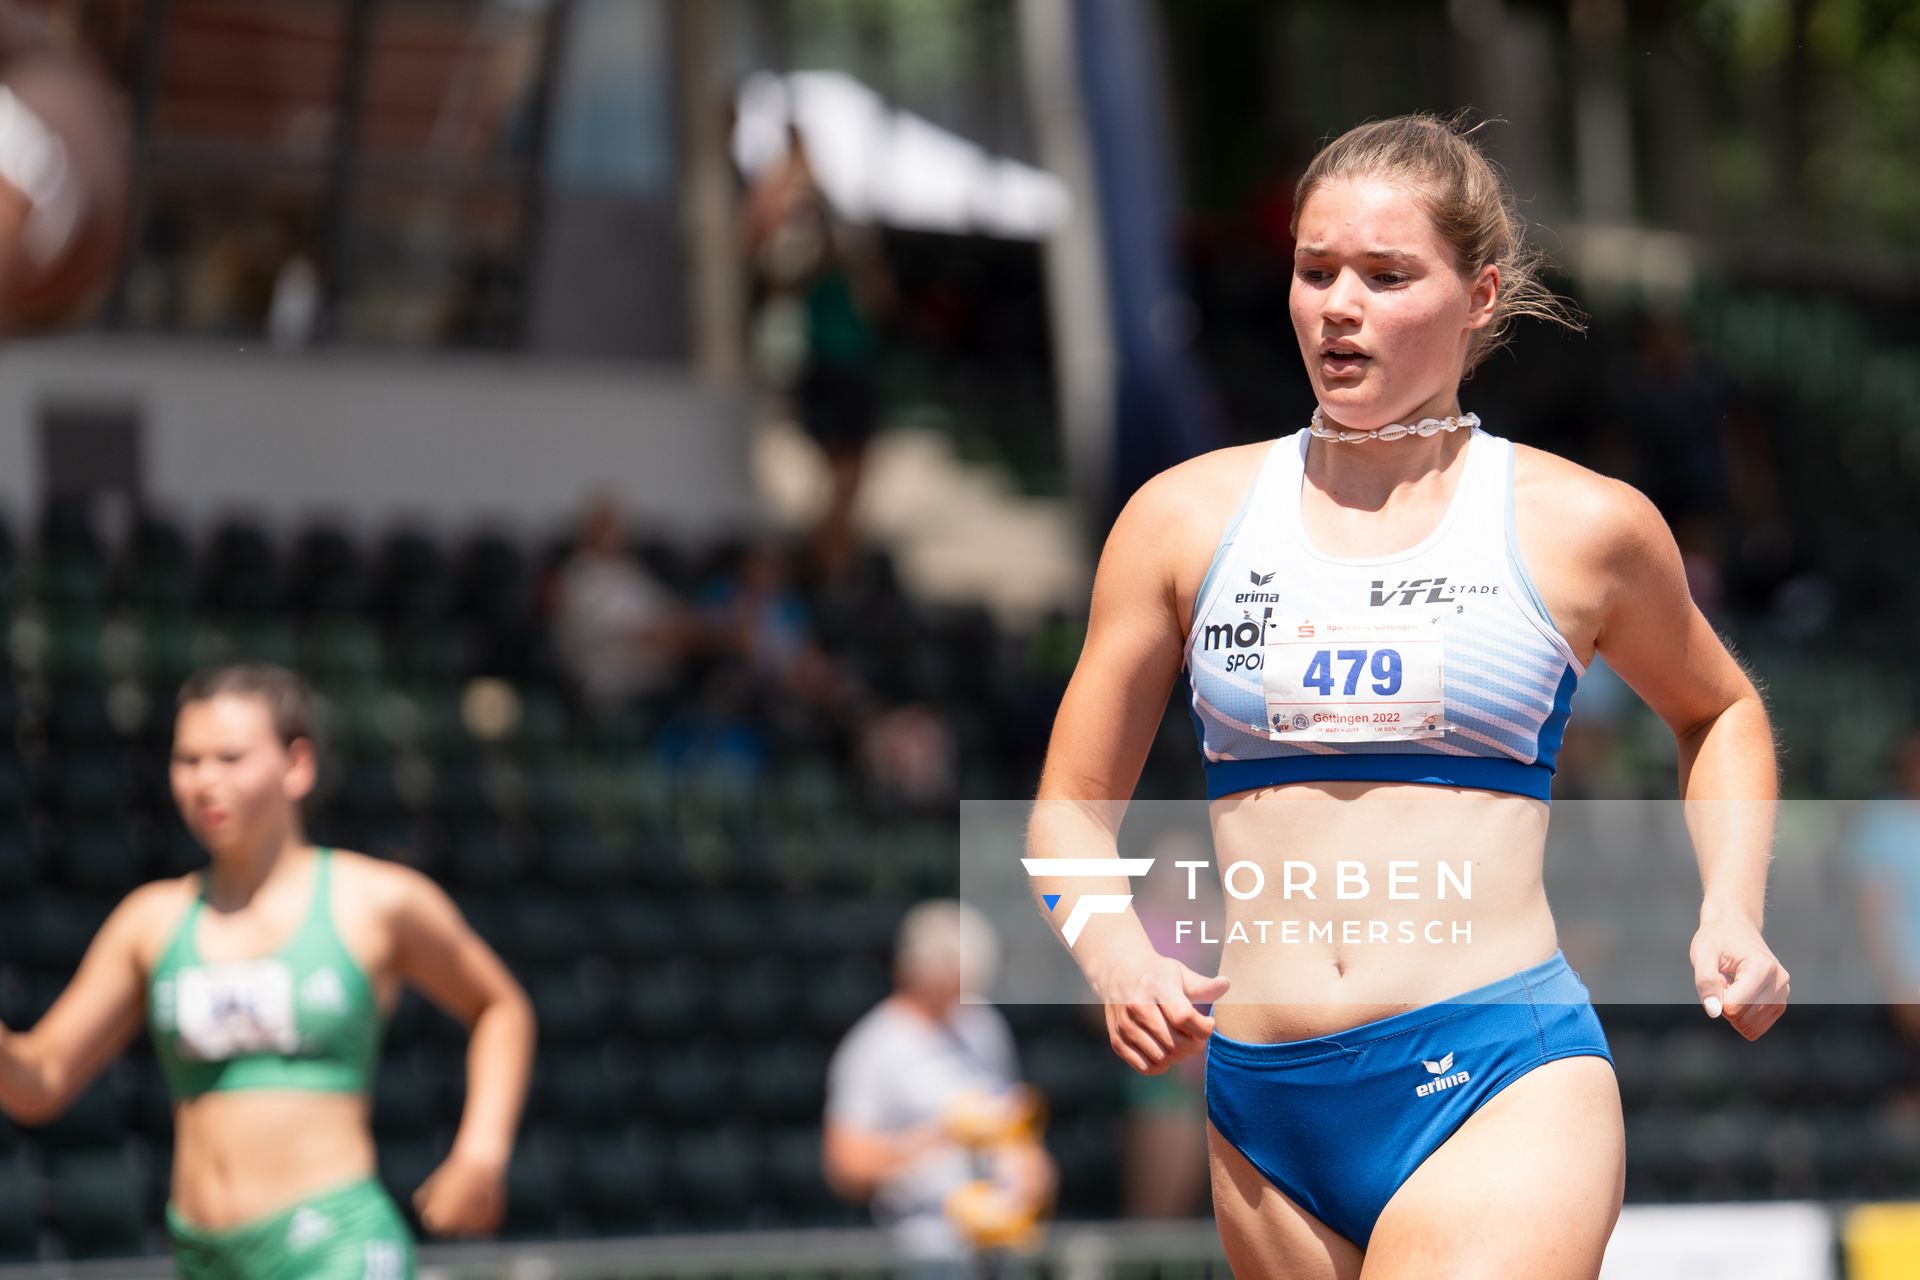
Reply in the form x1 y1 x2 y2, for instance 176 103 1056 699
1028 114 1787 1279
0 664 535 1277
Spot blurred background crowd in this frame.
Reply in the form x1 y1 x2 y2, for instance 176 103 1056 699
1 0 1918 1275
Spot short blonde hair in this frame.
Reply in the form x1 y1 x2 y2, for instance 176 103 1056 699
896 899 1000 998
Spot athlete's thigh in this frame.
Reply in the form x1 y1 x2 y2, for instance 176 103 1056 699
1360 1056 1624 1280
1207 1117 1364 1280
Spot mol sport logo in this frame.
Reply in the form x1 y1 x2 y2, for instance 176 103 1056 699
1201 607 1274 673
1022 858 1155 947
1370 577 1501 607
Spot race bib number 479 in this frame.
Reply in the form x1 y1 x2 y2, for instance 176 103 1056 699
1261 613 1448 742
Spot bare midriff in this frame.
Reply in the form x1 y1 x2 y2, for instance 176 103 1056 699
1207 778 1558 1043
169 1092 377 1229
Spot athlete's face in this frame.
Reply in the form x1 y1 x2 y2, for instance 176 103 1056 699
170 694 314 858
1289 175 1499 432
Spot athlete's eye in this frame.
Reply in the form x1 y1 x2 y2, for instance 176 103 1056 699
1296 268 1331 283
1374 273 1409 286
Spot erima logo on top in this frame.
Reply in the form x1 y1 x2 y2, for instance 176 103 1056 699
1415 1050 1471 1098
1371 577 1501 607
1235 569 1281 603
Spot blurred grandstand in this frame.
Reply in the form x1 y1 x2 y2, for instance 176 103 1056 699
0 0 1917 1276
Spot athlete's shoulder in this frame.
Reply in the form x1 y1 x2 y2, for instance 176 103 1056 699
119 875 195 924
326 848 441 915
1511 443 1670 562
107 876 197 958
1109 440 1278 552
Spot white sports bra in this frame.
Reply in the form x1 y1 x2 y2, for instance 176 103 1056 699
1183 425 1582 802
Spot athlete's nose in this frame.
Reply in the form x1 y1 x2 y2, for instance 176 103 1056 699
1323 266 1365 325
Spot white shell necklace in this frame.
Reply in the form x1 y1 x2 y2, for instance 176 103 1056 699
1308 407 1478 443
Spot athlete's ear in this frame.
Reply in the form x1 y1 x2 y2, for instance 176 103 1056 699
1465 263 1498 332
283 736 318 804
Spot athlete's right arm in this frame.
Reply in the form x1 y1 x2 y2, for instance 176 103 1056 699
1027 469 1230 1075
0 884 159 1123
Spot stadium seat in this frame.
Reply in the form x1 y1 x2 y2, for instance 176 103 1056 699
735 1038 829 1126
646 1043 735 1128
573 1128 666 1233
627 956 716 1048
0 1164 42 1261
799 957 889 1039
375 1139 440 1231
671 1126 759 1228
49 1151 149 1260
372 1061 447 1143
35 1078 129 1153
54 817 146 896
715 958 803 1041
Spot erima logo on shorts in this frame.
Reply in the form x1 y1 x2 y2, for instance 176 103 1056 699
1415 1051 1470 1098
286 1207 334 1251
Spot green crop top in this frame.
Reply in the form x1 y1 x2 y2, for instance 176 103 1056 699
148 848 384 1099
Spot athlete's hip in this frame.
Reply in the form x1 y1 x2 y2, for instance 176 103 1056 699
1209 917 1562 1043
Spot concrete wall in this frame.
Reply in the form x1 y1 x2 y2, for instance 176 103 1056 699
0 336 758 540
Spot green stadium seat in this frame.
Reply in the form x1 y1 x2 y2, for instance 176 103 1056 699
49 1151 148 1260
0 1163 40 1260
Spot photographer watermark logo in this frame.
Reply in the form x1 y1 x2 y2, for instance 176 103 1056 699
1021 858 1155 948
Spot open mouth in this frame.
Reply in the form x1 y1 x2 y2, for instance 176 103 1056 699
1320 343 1370 375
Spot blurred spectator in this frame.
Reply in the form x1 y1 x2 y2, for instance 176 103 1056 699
860 703 957 808
700 538 850 714
552 493 692 721
1614 312 1733 523
824 901 1055 1275
744 124 892 582
1850 731 1920 1111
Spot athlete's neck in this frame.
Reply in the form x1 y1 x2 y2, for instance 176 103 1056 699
203 833 311 911
1308 393 1470 509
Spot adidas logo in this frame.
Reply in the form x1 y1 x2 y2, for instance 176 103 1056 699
301 966 347 1014
286 1207 334 1251
1414 1051 1471 1098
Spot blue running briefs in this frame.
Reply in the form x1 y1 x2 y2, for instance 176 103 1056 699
1204 949 1612 1248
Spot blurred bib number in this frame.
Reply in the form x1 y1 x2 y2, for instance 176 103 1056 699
176 961 300 1061
1262 614 1446 742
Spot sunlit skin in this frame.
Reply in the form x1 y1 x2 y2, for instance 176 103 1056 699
0 691 536 1242
1288 176 1497 435
1026 164 1785 1278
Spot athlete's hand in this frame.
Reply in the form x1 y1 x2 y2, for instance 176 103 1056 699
1091 952 1229 1074
1691 911 1789 1040
414 1150 508 1238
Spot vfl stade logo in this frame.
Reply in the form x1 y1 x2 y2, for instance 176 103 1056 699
1370 577 1501 607
1415 1050 1471 1098
1021 858 1155 948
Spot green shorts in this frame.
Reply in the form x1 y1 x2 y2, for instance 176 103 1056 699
167 1178 414 1280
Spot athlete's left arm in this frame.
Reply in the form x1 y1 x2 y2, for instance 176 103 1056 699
386 865 537 1235
1587 478 1789 1040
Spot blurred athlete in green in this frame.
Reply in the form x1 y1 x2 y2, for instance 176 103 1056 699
0 665 536 1277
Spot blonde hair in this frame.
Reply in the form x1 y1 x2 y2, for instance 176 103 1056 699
1291 112 1584 373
